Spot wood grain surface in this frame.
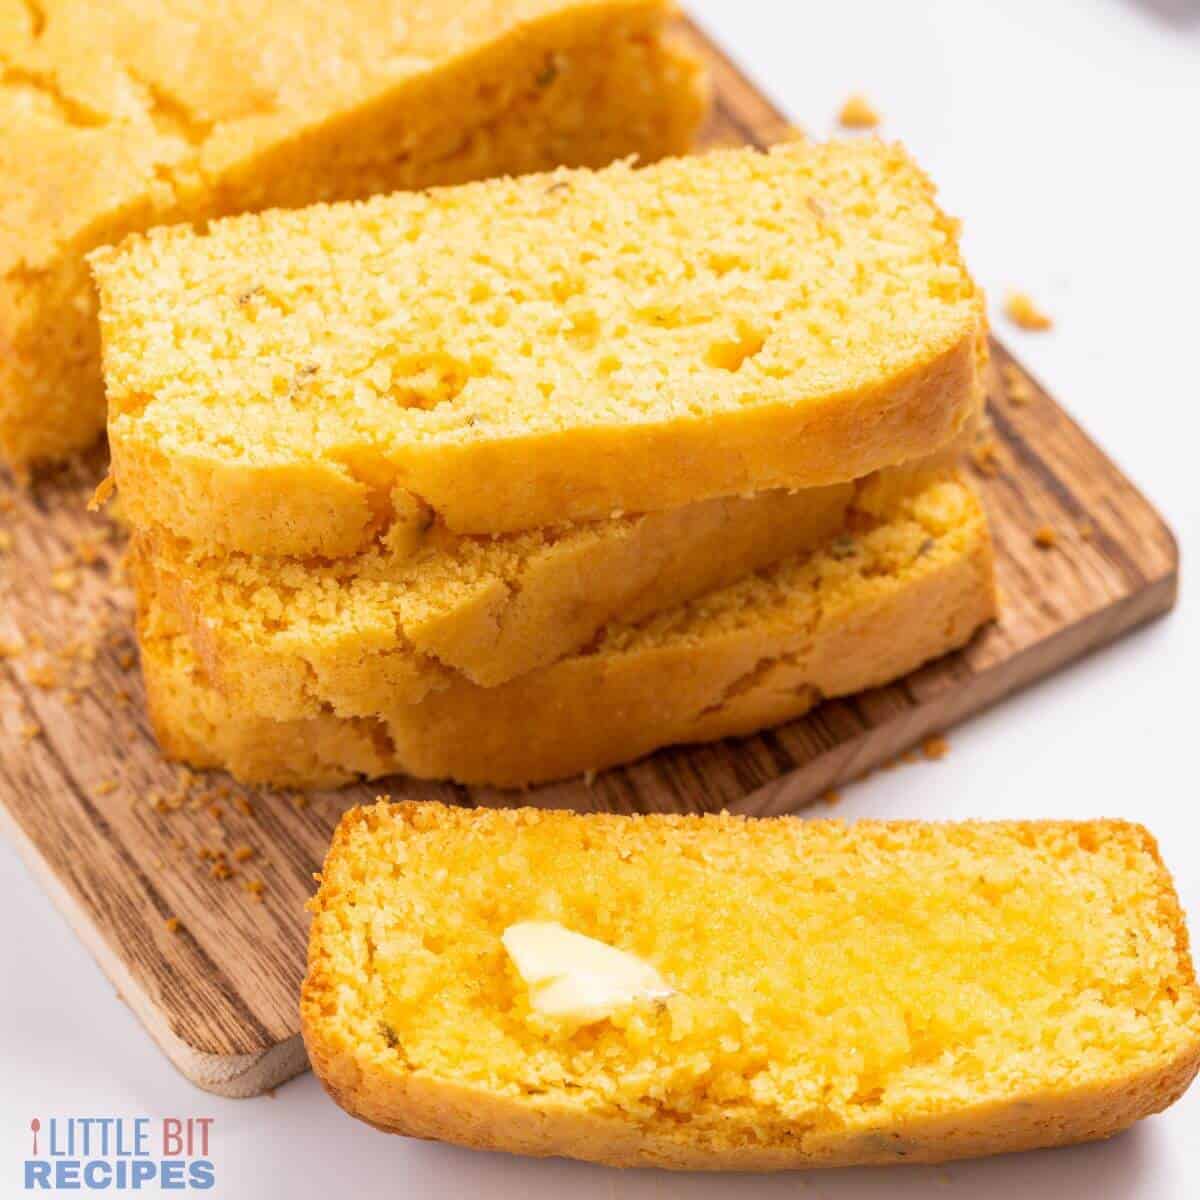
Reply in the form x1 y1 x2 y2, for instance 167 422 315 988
0 20 1180 1097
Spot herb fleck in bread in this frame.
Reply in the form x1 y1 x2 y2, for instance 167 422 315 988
302 802 1200 1169
94 139 986 556
0 0 706 469
136 470 996 788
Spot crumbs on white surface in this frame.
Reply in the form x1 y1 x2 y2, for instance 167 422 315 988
838 93 882 129
1005 291 1053 332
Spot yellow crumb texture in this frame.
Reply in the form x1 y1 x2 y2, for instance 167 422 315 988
1005 291 1054 332
838 93 881 129
301 802 1200 1169
136 470 997 788
0 0 707 470
94 139 987 556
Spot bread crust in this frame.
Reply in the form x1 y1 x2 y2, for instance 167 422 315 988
303 1034 1200 1169
300 808 1200 1169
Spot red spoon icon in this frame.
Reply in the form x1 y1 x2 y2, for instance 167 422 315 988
31 1118 40 1155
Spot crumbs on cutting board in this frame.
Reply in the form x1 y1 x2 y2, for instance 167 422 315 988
922 735 950 761
1001 361 1035 405
1033 525 1059 550
970 440 1003 478
0 498 283 908
879 735 951 772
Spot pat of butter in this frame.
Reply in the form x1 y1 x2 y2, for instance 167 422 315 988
502 921 675 1023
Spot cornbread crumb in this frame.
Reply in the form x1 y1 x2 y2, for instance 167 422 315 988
302 803 1200 1169
93 779 118 797
165 917 181 934
74 539 102 566
0 531 11 552
233 845 257 863
838 94 882 129
50 570 77 593
26 662 57 689
821 790 842 807
1005 292 1054 332
1033 525 1059 550
970 441 1002 478
89 477 116 512
1001 362 1034 405
922 735 950 761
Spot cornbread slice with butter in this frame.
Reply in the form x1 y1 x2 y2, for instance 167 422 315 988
136 469 997 788
0 0 707 470
130 481 854 720
94 139 986 557
302 802 1200 1169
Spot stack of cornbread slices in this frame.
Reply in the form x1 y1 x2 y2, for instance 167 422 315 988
0 0 706 470
92 139 996 789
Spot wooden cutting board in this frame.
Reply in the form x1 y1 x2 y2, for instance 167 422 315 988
0 21 1179 1098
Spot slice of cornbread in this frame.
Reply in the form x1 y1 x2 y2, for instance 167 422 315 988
0 0 707 470
136 470 997 787
94 139 987 557
131 482 854 720
302 803 1200 1169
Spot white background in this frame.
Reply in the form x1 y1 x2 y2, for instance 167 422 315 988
3 1 1199 1195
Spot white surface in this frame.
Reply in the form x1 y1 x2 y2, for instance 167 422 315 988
3 1 1199 1195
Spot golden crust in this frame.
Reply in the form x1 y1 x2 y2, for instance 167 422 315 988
299 805 1200 1169
0 0 706 468
135 471 998 787
305 1038 1200 1170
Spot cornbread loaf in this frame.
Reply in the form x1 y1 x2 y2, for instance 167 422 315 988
302 802 1200 1169
131 482 854 720
0 0 706 471
137 470 997 787
94 139 987 557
